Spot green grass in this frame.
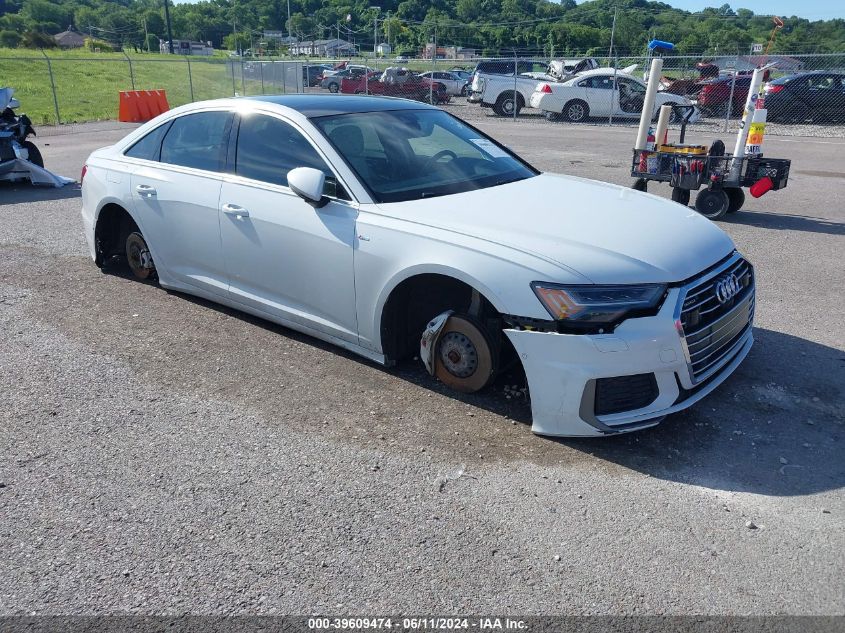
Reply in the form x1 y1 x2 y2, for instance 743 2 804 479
0 47 476 124
0 48 289 124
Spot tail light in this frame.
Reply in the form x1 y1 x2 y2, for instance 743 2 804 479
539 83 553 94
80 164 87 184
766 84 785 94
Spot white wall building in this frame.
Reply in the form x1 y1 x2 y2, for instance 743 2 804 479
289 38 356 57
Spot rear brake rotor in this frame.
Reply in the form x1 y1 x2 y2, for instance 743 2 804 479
126 232 155 280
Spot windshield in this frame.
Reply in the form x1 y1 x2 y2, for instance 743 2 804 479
313 109 537 203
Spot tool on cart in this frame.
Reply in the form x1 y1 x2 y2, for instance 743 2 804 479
628 49 790 221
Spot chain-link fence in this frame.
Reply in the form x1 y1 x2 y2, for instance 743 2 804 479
0 54 305 134
423 52 845 138
2 51 843 137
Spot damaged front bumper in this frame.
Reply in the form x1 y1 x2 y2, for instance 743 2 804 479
504 287 753 437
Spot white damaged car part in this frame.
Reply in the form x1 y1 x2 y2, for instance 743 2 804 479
0 87 73 187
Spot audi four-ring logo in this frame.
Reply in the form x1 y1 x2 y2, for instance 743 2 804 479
715 273 742 304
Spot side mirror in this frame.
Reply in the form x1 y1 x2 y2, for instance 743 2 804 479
288 167 327 208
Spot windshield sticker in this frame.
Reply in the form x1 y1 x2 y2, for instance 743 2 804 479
469 138 510 158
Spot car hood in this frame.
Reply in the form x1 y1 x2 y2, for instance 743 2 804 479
376 173 735 284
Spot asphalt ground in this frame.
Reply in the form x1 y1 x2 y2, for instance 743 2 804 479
1 104 843 616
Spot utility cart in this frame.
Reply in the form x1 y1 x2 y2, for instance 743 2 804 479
630 104 791 221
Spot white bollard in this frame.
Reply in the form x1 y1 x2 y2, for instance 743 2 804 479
744 108 768 156
733 66 768 159
634 57 663 151
654 104 672 149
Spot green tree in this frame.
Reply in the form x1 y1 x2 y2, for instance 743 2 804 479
0 29 21 46
20 29 56 47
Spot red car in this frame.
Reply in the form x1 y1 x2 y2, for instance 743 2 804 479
340 71 449 104
695 70 772 117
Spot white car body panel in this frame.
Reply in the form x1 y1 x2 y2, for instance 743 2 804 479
131 163 227 296
219 177 359 342
469 72 546 109
81 96 749 438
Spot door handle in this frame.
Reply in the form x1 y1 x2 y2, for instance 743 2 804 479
222 203 250 218
135 184 157 197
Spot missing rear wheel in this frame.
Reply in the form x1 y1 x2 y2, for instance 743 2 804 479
125 232 155 280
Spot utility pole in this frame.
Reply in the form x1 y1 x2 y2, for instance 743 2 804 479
286 0 291 42
143 16 149 52
370 6 380 56
163 0 174 54
608 6 617 60
429 23 436 104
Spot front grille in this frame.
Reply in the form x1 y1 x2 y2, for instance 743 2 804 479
677 255 755 383
594 373 659 416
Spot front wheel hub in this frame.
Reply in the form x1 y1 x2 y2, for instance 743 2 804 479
433 315 497 394
439 331 479 379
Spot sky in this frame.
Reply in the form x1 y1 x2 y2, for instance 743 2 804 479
600 0 845 20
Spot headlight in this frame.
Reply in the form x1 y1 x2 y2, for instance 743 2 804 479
531 282 666 328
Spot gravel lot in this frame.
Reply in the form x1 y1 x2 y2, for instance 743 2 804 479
1 104 843 616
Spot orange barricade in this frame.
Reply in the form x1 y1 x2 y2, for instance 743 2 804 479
118 90 170 123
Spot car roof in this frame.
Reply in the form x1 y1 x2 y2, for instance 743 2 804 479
774 70 843 79
242 94 436 117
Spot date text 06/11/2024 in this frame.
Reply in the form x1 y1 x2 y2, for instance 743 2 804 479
307 618 528 630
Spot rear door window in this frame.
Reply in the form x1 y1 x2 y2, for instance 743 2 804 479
160 111 232 172
579 76 614 89
124 122 171 161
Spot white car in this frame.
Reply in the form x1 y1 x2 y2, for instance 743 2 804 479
530 68 699 123
418 71 469 96
81 95 753 437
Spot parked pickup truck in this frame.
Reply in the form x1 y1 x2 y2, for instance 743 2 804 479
468 58 598 116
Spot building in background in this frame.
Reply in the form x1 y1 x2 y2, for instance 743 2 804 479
289 38 356 57
160 39 214 56
263 32 298 46
422 44 477 60
54 26 86 48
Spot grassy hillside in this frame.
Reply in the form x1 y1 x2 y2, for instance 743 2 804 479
0 49 263 123
0 48 451 123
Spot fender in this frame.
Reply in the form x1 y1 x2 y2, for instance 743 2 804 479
370 262 510 355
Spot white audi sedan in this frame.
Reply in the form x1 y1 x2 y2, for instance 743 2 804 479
81 95 754 437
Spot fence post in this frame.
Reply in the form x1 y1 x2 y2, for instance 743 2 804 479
40 49 61 125
123 50 136 90
241 59 246 95
186 57 194 101
231 60 237 96
724 71 737 133
609 56 618 127
512 49 517 121
260 61 265 94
